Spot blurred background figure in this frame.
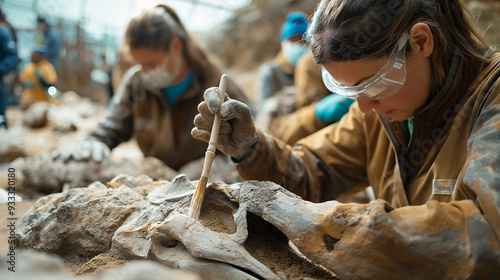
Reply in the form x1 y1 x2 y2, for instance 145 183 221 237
35 15 61 70
254 11 309 111
51 4 252 174
18 45 58 109
0 8 19 129
90 51 114 105
254 12 354 146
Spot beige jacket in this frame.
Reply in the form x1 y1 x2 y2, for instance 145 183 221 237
90 65 251 171
235 52 500 278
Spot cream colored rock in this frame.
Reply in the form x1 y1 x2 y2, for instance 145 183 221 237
11 155 178 196
0 128 26 162
0 250 200 280
23 102 50 128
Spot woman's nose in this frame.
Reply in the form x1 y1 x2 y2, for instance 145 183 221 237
356 96 379 113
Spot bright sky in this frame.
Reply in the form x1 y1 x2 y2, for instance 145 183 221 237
2 0 250 35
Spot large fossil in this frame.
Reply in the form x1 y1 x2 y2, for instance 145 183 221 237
17 174 337 279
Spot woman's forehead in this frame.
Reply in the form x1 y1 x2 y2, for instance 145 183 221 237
130 48 164 59
323 57 387 86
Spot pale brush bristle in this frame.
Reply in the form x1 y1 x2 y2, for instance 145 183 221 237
188 177 208 219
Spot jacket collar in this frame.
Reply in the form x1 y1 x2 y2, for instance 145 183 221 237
414 50 461 117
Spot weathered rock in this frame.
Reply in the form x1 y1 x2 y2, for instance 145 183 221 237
11 153 243 198
17 174 337 280
0 251 69 279
17 181 148 258
0 129 26 162
52 121 77 133
0 250 200 280
10 155 178 197
23 102 50 128
58 91 101 119
95 259 200 280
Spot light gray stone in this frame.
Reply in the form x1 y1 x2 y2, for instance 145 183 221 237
0 250 200 280
23 102 50 128
0 129 26 162
11 155 178 196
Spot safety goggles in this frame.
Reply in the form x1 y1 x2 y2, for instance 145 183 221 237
322 33 410 100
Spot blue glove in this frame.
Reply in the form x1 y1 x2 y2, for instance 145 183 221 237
24 81 33 88
314 93 355 124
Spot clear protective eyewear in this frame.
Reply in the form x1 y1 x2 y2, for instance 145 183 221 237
322 33 410 100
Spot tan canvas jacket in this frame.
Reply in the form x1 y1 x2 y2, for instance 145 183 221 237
90 65 251 171
235 52 500 278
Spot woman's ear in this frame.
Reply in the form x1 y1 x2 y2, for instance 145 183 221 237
409 23 433 58
170 36 183 55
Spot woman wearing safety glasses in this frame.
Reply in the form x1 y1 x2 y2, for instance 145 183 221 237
192 0 500 278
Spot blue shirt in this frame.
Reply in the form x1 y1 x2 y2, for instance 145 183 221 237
161 69 194 106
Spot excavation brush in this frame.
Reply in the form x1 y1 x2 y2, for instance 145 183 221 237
188 74 228 219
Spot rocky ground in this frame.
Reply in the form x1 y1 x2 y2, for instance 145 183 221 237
0 93 123 253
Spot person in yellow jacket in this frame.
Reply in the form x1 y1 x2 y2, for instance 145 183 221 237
192 0 500 278
19 46 58 108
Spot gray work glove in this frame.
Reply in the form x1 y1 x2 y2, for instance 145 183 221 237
51 139 110 162
191 87 258 161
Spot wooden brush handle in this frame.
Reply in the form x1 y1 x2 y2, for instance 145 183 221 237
200 74 228 178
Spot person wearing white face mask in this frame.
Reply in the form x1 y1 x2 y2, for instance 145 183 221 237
254 11 310 112
51 4 252 172
139 51 180 91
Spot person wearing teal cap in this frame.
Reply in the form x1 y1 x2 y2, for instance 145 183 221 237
254 11 310 112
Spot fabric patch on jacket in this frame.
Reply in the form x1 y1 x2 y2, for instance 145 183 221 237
432 179 457 195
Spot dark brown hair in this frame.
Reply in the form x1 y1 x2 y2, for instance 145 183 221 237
125 4 216 84
308 0 492 94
